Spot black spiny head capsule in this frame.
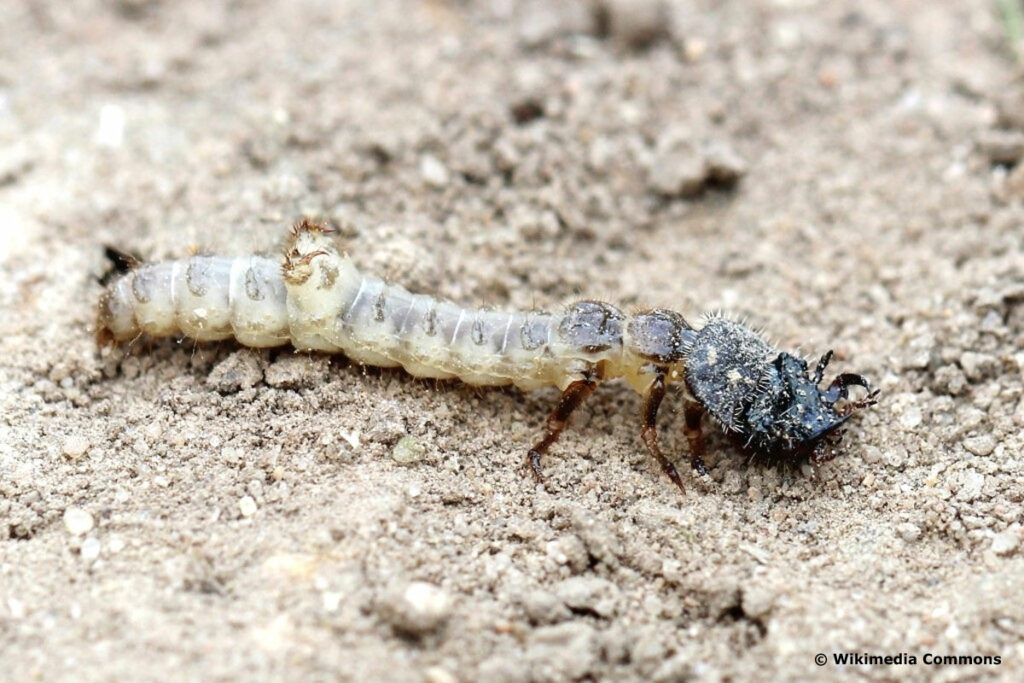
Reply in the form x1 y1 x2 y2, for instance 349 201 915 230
684 317 876 464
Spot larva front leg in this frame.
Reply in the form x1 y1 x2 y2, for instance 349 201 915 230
526 372 599 485
638 369 686 493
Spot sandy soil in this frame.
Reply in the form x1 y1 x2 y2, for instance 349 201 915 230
2 1 1023 681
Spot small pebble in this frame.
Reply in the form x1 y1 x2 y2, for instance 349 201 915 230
522 589 571 625
420 155 450 188
238 495 257 517
741 584 777 619
143 422 163 442
7 598 25 619
95 103 126 148
555 576 619 618
338 429 361 450
884 446 908 470
932 365 967 396
860 445 883 464
517 0 594 48
262 553 317 578
959 351 998 382
976 129 1024 165
598 0 670 49
207 351 263 392
648 145 706 197
423 667 458 683
957 471 985 501
901 333 935 370
648 140 746 197
683 37 707 62
264 354 328 389
380 581 452 636
702 140 747 186
991 530 1020 556
898 405 923 429
62 435 90 460
526 622 599 681
545 534 589 572
80 537 101 562
897 523 921 542
63 507 94 536
963 435 996 457
391 436 425 465
322 591 342 613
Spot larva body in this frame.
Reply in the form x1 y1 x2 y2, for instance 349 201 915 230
98 220 876 491
100 225 673 393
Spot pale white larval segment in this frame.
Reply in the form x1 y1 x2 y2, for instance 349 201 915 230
98 255 291 347
232 256 291 346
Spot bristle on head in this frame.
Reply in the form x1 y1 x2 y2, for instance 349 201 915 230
290 217 335 236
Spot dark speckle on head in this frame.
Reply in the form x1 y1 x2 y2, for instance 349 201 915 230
558 301 625 354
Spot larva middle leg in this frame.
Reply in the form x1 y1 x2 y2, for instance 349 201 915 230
638 370 686 493
526 373 598 484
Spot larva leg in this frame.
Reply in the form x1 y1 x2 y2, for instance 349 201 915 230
527 376 597 485
683 398 709 476
639 372 686 493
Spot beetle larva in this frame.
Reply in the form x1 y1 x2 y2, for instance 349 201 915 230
97 219 877 491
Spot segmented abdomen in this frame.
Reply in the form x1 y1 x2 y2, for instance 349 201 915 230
280 244 567 389
97 238 574 389
99 256 290 348
318 273 561 388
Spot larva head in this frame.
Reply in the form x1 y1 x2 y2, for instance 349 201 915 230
684 317 876 465
282 219 336 285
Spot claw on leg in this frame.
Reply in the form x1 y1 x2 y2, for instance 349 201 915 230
640 372 686 493
526 377 597 486
822 372 873 404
